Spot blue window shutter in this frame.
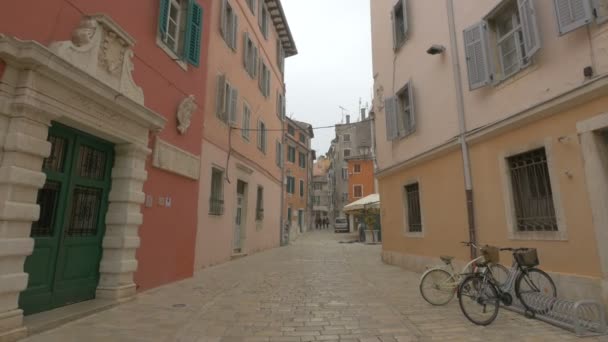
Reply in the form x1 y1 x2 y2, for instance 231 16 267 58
158 0 170 37
184 0 203 66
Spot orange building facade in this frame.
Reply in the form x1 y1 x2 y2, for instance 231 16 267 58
347 158 375 203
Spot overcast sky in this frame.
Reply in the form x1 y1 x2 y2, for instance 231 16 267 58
282 0 373 157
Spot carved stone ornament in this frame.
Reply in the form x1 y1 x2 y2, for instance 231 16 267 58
373 84 385 113
49 14 144 105
177 95 197 135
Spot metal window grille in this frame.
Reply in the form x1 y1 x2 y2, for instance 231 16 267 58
343 149 351 158
405 183 422 232
43 135 67 172
209 169 224 215
77 145 107 180
508 148 557 231
256 186 264 220
67 186 102 236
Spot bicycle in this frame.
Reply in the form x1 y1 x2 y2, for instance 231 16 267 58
457 246 556 325
419 241 509 306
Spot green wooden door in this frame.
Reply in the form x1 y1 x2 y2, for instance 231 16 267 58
20 123 113 315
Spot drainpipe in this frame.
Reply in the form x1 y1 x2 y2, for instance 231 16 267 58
280 125 286 246
447 0 477 258
369 112 379 193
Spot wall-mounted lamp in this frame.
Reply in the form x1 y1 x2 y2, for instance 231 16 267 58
427 44 446 55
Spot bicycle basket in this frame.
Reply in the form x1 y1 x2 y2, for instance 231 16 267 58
514 248 539 267
481 245 500 264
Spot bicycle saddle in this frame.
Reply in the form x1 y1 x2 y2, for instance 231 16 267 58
440 255 454 264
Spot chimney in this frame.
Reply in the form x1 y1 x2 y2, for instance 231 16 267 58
346 115 350 124
360 108 366 121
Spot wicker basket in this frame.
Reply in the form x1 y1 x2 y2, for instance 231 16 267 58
515 248 539 267
481 245 500 264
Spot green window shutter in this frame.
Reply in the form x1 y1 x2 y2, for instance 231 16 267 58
158 0 170 37
184 0 203 66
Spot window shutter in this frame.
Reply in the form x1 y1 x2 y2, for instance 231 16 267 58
257 119 262 149
407 81 416 133
401 0 409 37
184 0 203 66
518 0 541 61
230 87 238 124
252 47 258 77
225 85 232 122
391 8 398 49
158 0 170 38
231 14 239 50
384 96 398 140
463 21 492 90
258 1 264 28
282 95 286 119
220 0 227 38
258 61 264 92
266 70 271 97
593 0 608 24
554 0 593 35
216 74 226 118
243 32 249 69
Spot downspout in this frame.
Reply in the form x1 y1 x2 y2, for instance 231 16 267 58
370 112 379 193
280 125 286 246
447 0 477 258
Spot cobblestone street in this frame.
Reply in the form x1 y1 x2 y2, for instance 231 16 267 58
25 231 600 342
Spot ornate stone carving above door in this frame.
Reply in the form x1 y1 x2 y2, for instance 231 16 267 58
49 14 144 105
177 95 197 135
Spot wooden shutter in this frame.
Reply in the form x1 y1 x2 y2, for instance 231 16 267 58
407 81 416 133
184 0 203 66
258 61 264 92
391 7 398 49
229 87 238 124
216 74 226 118
220 0 227 38
231 14 239 50
518 0 541 61
401 0 409 38
266 70 271 97
384 96 398 140
158 0 170 38
252 47 258 77
257 119 262 149
554 0 593 35
258 0 264 28
243 32 249 69
463 22 492 90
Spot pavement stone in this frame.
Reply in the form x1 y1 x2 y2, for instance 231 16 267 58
22 230 603 341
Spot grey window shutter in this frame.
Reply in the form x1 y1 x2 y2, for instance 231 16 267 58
391 8 398 49
220 0 227 38
407 81 415 133
401 0 409 37
257 119 262 149
232 14 239 50
384 96 398 140
230 88 238 124
266 70 271 97
463 21 492 90
519 0 542 60
554 0 593 35
243 32 249 69
225 85 232 122
216 74 226 118
258 1 264 28
593 0 608 24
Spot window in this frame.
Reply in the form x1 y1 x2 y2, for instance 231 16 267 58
257 120 266 153
341 167 348 180
299 152 306 169
158 0 202 66
299 133 306 144
243 33 258 78
256 186 264 221
287 146 296 163
342 192 348 202
287 125 295 136
463 0 541 90
286 176 295 194
314 183 322 191
343 149 351 158
384 81 415 140
209 168 224 215
246 0 256 15
242 103 251 140
313 196 320 205
392 0 408 49
277 40 285 74
277 93 286 119
299 180 304 197
258 1 269 39
343 134 351 142
405 183 422 232
507 148 557 231
354 185 363 199
275 141 283 167
555 0 608 36
220 0 238 51
216 75 238 124
354 164 361 174
258 60 270 97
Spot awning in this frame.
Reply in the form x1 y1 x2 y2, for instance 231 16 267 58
343 194 380 213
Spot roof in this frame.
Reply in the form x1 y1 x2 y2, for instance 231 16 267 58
343 194 380 213
287 117 314 138
265 0 298 57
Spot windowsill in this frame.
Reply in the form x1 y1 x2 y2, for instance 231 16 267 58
393 38 407 53
493 62 539 90
404 230 424 238
155 36 188 71
508 229 568 241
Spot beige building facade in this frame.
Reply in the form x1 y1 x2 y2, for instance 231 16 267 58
196 0 296 268
371 0 608 304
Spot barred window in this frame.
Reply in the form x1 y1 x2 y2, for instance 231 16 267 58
209 168 224 215
507 148 557 232
256 186 264 221
354 185 362 198
405 183 422 233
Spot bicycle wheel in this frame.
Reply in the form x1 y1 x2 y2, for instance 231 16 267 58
419 269 456 305
458 274 500 326
515 268 556 314
490 264 510 288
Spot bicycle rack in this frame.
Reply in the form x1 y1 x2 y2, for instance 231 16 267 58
504 289 608 337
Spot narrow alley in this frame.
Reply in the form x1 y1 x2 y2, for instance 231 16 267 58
24 231 584 342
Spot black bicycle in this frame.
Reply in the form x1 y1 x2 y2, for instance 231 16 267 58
457 246 556 325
